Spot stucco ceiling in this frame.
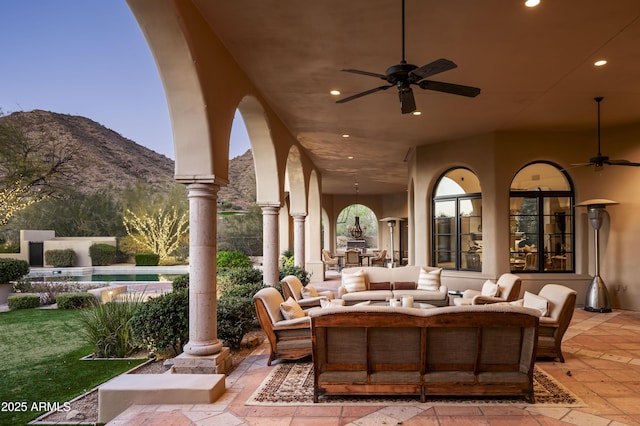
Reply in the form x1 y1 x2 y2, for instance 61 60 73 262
194 0 640 195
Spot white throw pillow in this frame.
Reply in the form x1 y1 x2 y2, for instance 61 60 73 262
342 269 366 292
301 285 319 298
523 291 549 316
417 267 442 291
320 299 345 308
280 297 305 320
481 280 500 297
509 299 524 307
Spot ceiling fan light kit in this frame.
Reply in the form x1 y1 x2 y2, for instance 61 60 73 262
336 0 481 114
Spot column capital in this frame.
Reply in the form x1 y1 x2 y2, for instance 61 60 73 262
175 175 229 187
291 212 307 220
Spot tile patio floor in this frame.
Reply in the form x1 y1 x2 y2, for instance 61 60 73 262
108 280 640 425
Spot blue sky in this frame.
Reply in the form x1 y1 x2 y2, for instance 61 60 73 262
0 1 250 160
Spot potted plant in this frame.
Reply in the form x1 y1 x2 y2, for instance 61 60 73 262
0 258 30 304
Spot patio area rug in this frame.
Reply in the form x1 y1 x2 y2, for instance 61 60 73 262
246 362 585 407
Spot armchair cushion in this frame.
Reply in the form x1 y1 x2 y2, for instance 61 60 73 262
523 291 549 316
280 297 306 320
481 280 500 297
301 285 320 298
417 267 442 291
342 269 366 292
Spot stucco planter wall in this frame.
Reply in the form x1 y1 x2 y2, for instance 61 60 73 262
0 283 12 305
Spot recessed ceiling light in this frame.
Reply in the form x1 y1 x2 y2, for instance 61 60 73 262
342 134 350 139
330 89 341 96
594 59 607 67
524 0 540 7
348 156 354 160
412 111 422 116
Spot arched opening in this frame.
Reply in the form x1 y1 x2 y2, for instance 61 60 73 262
336 204 378 251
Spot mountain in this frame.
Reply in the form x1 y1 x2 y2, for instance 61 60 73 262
1 110 255 207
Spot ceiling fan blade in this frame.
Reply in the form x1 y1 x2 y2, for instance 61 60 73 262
399 86 416 114
418 80 481 97
341 69 387 80
336 85 393 104
410 58 457 80
605 159 640 166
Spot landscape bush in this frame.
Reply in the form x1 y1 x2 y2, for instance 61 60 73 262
171 273 189 292
57 292 96 309
0 258 29 284
130 289 189 356
217 250 252 269
89 243 117 266
217 295 255 350
135 252 159 266
79 295 143 358
7 294 40 310
45 249 76 267
13 278 98 305
217 267 263 296
279 265 311 286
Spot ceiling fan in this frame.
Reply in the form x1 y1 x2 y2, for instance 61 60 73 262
335 0 481 114
571 97 640 170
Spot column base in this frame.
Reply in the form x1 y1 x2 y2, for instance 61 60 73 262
307 261 325 283
171 347 232 374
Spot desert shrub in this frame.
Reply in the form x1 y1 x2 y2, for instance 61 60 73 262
216 250 252 269
130 289 189 356
135 253 159 266
279 265 310 286
89 243 117 266
0 258 29 283
217 295 255 350
0 242 19 253
79 294 143 358
7 294 40 310
45 249 76 267
57 292 96 309
217 267 263 295
172 273 189 292
281 249 294 267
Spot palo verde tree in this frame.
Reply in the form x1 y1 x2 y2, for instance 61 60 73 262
0 112 75 227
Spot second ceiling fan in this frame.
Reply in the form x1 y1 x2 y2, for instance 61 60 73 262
336 0 481 114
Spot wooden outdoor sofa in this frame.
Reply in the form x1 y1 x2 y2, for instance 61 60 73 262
308 304 540 403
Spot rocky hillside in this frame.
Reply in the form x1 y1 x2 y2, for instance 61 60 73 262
1 110 255 208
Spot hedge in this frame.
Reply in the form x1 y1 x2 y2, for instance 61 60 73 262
135 253 160 266
89 243 117 266
57 292 96 309
0 258 29 284
45 249 76 267
7 294 41 310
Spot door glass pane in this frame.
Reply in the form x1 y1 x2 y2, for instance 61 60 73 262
434 201 455 268
461 197 482 271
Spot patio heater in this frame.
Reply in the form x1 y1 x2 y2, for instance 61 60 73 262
576 199 618 313
380 217 401 268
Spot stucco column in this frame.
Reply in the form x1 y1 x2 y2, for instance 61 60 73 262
293 213 306 267
183 183 222 356
261 203 280 286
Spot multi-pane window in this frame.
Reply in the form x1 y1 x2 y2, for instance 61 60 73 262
433 168 482 271
509 162 574 272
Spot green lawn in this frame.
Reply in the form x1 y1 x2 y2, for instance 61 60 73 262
0 308 145 425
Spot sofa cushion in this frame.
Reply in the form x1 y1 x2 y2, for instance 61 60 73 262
481 280 500 297
417 267 442 291
280 297 305 320
342 290 393 303
369 281 392 291
320 299 346 308
301 285 320 298
393 281 416 290
523 291 549 316
342 269 367 292
392 289 447 302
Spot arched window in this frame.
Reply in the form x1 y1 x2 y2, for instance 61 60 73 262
509 162 574 272
432 168 482 271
